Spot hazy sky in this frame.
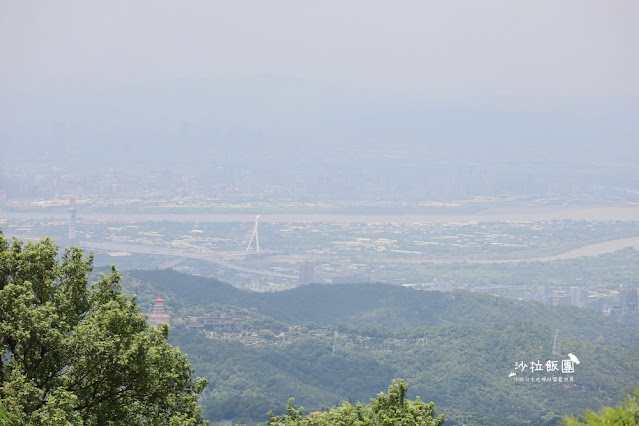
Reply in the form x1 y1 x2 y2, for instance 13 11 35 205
1 1 638 170
2 0 638 97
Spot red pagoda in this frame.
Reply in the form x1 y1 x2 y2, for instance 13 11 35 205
148 297 170 326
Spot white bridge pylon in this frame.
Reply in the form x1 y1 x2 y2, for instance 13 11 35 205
246 215 260 253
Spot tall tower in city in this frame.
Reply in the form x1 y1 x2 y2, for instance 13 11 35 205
68 198 77 241
569 286 586 307
298 261 316 286
148 297 171 326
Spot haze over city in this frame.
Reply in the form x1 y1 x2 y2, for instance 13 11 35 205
2 3 639 424
1 0 638 176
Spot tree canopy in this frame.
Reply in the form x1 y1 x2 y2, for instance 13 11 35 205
266 379 444 426
563 387 639 425
0 234 207 425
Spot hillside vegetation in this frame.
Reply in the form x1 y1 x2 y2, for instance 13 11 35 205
126 269 639 425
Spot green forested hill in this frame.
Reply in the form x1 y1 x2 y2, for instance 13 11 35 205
128 269 639 348
170 328 397 423
125 269 639 425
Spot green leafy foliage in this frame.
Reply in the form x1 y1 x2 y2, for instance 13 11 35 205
563 387 639 425
0 235 207 425
266 379 444 426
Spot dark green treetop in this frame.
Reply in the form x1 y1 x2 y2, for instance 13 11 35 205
266 379 444 426
0 233 207 425
563 387 639 425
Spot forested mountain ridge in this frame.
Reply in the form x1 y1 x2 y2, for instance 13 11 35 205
124 269 639 425
128 269 639 348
